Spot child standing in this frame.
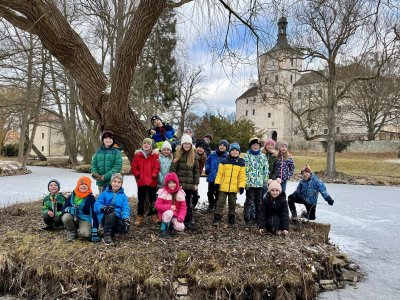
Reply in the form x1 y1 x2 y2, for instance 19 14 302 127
155 172 187 237
258 179 289 235
243 136 269 224
94 173 131 245
203 133 213 156
149 115 176 150
276 141 295 193
192 139 208 209
91 130 123 193
40 179 66 230
62 176 99 242
170 134 199 231
288 165 334 220
263 139 278 180
158 140 173 189
213 143 246 225
131 138 160 225
205 140 229 211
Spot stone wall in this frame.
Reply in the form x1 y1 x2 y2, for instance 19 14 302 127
289 140 400 153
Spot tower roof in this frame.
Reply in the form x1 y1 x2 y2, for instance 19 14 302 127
270 16 291 51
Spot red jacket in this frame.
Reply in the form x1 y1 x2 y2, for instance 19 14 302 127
131 149 160 187
155 188 187 222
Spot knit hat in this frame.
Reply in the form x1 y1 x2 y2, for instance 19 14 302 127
181 133 192 145
264 138 276 147
111 173 124 182
184 128 194 135
249 136 261 147
161 140 172 150
101 130 114 141
151 115 162 125
74 176 92 198
195 139 208 150
218 139 229 149
164 172 180 194
267 179 282 193
143 137 153 145
229 142 241 153
278 141 289 148
301 165 312 174
204 133 213 141
48 179 60 192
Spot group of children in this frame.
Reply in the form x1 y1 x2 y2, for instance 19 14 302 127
41 120 335 244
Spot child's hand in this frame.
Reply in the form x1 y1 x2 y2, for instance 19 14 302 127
193 185 198 191
47 210 54 217
171 205 176 211
259 228 265 234
277 230 288 236
150 130 156 135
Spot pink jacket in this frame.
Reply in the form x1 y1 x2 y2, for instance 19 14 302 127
155 188 187 222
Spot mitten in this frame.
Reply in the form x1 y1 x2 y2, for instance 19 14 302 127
123 218 130 233
65 206 77 215
326 196 334 206
214 184 220 190
239 188 244 195
91 228 100 242
92 173 101 180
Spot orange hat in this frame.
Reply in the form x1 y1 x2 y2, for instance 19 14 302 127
74 176 92 198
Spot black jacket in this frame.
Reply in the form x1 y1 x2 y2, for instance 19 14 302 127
258 192 289 232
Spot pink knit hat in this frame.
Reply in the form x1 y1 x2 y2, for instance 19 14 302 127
264 138 276 147
164 173 180 193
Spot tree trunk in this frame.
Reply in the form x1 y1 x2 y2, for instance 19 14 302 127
325 63 337 178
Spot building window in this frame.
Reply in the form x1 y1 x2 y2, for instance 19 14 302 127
42 133 45 139
309 91 313 98
272 122 274 126
337 106 341 113
336 127 340 133
289 92 292 99
264 77 268 84
246 99 248 104
294 130 298 135
268 113 271 118
291 58 294 67
311 129 315 135
245 110 248 116
252 109 255 115
324 129 328 135
290 75 293 83
275 92 278 98
318 90 323 97
298 92 302 99
41 146 44 151
275 75 279 83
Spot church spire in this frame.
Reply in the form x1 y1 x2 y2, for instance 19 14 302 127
275 16 290 49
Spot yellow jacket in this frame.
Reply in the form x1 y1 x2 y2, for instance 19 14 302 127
215 156 246 193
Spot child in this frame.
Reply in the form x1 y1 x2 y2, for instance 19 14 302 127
205 140 229 211
276 141 295 193
94 173 131 245
258 179 289 235
288 165 334 220
131 138 160 225
158 140 173 189
170 134 199 231
40 179 66 230
203 133 213 156
192 139 208 209
91 130 123 193
149 115 176 150
155 172 187 237
243 136 269 224
213 143 246 225
263 139 278 180
62 176 99 242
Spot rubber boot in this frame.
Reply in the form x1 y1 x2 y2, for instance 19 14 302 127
103 229 113 245
151 214 160 224
66 230 76 242
160 222 171 238
228 214 236 225
291 209 298 220
213 213 222 225
207 199 215 212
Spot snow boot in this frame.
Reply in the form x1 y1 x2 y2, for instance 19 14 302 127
151 214 160 224
160 222 171 238
213 213 222 225
40 224 54 231
103 229 113 245
228 214 236 225
135 215 144 226
66 230 76 242
291 209 298 220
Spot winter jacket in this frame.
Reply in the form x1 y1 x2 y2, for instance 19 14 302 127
150 124 176 150
94 186 131 223
293 174 331 205
264 152 278 180
158 153 172 188
244 151 269 188
170 151 199 190
258 192 289 231
62 193 98 228
214 156 246 193
155 188 187 222
131 149 160 187
205 150 228 182
276 155 295 182
42 193 66 217
91 144 123 187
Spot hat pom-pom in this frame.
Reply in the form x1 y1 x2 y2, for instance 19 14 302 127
267 179 273 185
276 178 282 184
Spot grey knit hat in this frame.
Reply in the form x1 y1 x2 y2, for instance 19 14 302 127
111 173 123 182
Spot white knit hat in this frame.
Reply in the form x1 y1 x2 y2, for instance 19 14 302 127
180 133 192 145
161 140 172 150
267 179 282 193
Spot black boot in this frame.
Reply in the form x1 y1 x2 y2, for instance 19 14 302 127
213 213 222 225
228 214 236 225
103 229 113 245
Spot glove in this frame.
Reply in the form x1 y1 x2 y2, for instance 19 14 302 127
101 206 114 214
239 188 244 195
65 206 77 215
214 184 220 191
123 218 130 233
92 173 101 180
326 196 334 206
91 228 100 242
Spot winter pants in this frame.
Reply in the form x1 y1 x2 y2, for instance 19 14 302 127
192 190 199 209
280 180 288 193
43 213 63 227
215 192 237 215
98 185 106 194
207 182 220 209
243 187 263 221
183 189 195 224
101 212 126 234
137 185 157 216
161 210 185 231
288 193 316 220
62 213 91 238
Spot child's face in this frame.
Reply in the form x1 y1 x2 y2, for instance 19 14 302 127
270 188 280 198
103 137 113 148
182 143 192 151
153 119 163 127
302 171 311 180
48 182 59 194
78 184 88 193
280 145 288 153
142 142 151 151
196 147 205 155
218 144 227 152
162 148 171 156
111 177 122 191
251 143 260 151
168 180 177 190
265 143 275 153
204 137 211 144
230 149 239 157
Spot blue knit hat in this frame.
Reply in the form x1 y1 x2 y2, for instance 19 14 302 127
48 179 60 192
218 139 229 149
229 142 241 153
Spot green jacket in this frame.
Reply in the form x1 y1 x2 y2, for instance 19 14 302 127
42 193 66 217
170 151 199 190
91 144 123 187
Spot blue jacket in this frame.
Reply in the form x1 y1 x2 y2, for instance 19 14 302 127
151 124 176 149
62 193 98 228
94 186 131 223
158 153 172 187
294 174 331 205
244 150 269 188
205 150 228 182
276 155 295 182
